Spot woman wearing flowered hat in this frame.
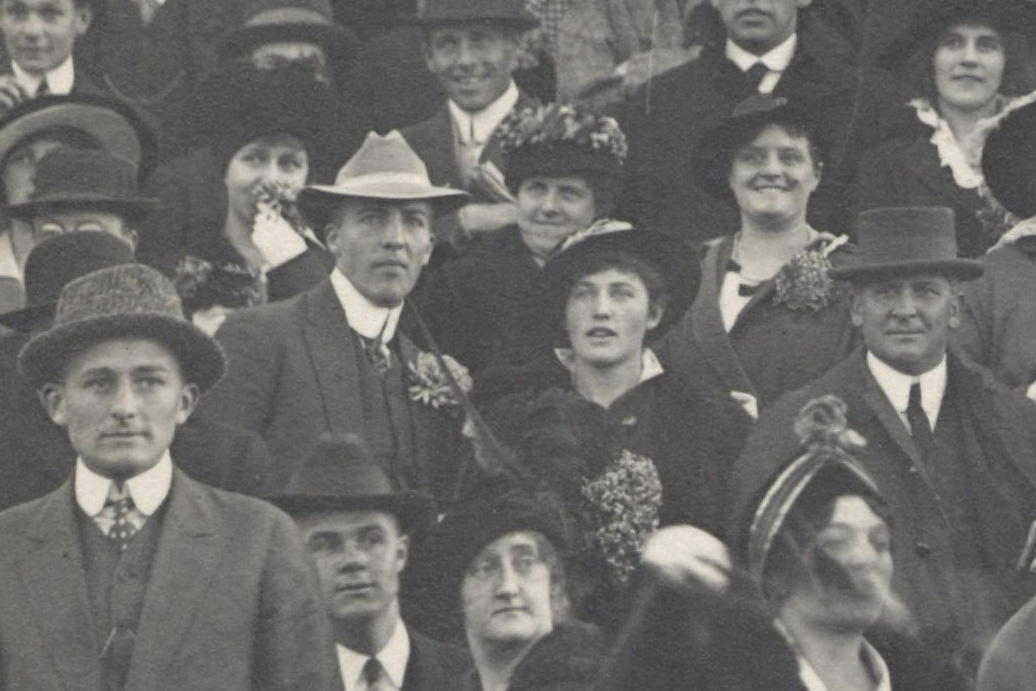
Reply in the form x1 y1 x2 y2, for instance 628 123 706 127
657 94 857 417
414 103 627 377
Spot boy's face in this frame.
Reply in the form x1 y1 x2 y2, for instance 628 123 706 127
0 0 92 77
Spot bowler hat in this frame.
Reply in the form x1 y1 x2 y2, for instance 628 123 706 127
298 131 470 240
830 207 984 281
982 97 1036 219
18 264 226 391
218 0 358 64
412 0 539 29
267 434 436 533
7 149 158 222
0 232 134 332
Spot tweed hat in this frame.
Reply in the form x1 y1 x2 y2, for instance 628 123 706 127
982 97 1036 219
218 0 358 64
412 0 539 29
18 264 226 391
830 207 984 281
0 231 134 332
298 131 470 240
7 149 158 222
268 434 436 533
0 93 158 179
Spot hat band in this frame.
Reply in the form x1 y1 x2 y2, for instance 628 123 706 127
334 171 440 192
246 8 330 27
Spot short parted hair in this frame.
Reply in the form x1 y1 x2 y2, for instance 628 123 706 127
422 21 524 47
558 249 669 316
517 170 621 222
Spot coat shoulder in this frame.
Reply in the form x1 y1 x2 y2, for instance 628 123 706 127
507 623 606 691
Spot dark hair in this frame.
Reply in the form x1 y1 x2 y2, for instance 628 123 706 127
513 168 622 221
725 119 824 180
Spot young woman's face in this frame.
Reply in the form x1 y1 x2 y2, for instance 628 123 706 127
781 495 894 632
565 268 661 369
934 23 1005 115
728 124 819 227
224 134 308 225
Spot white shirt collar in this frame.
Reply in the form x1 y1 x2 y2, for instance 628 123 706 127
12 56 75 96
726 33 797 71
0 233 21 281
329 268 403 342
554 347 665 385
447 80 520 144
74 452 174 518
796 638 891 691
336 619 411 691
866 352 947 430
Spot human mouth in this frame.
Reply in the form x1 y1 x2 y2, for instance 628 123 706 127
586 327 617 338
335 582 375 596
372 260 408 270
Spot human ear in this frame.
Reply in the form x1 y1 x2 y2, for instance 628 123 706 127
40 384 68 426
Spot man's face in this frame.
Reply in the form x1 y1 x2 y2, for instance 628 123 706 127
728 124 819 226
1 134 68 205
43 337 198 480
851 274 960 376
462 531 554 651
32 208 137 249
0 0 91 77
251 40 328 70
710 0 811 54
425 24 519 113
296 510 408 625
325 199 434 307
516 175 596 261
565 268 661 369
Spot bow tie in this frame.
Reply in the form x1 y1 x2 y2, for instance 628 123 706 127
727 259 763 296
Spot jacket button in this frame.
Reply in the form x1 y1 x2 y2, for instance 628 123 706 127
915 542 932 558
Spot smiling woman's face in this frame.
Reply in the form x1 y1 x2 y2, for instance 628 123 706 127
934 23 1005 115
728 124 820 227
516 175 596 261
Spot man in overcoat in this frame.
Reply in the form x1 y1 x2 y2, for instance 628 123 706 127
729 207 1036 660
0 262 337 690
197 131 470 500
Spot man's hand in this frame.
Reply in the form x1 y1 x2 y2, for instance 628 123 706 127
457 202 517 235
641 525 732 593
0 76 29 117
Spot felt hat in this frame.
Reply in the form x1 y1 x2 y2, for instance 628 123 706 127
268 434 436 533
18 264 226 391
0 93 158 180
542 220 700 345
498 103 627 193
298 131 470 239
7 149 158 222
696 94 823 201
0 231 134 332
982 97 1036 218
745 395 885 583
830 207 984 281
218 0 359 64
412 0 539 29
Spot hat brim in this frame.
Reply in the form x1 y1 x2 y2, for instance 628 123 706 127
829 258 984 281
8 194 159 222
18 313 226 392
0 301 53 332
268 491 436 533
298 184 471 240
407 13 539 30
218 22 358 63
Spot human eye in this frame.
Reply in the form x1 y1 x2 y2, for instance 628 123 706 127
468 557 499 580
40 5 62 21
82 376 112 392
870 529 891 554
779 149 804 165
569 284 594 301
308 534 338 553
512 553 541 575
405 211 429 230
279 154 305 172
735 149 764 165
977 35 1003 53
939 32 963 49
611 285 635 300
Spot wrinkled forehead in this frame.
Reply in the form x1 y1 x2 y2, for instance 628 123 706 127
471 529 543 563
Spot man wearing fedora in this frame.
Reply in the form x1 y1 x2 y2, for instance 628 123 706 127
0 232 274 511
0 263 337 689
729 206 1036 660
271 434 471 691
401 0 539 258
198 131 470 499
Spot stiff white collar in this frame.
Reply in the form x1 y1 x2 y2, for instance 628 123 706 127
12 56 75 96
775 621 891 691
336 619 410 691
448 80 520 145
330 268 403 343
866 352 947 431
0 232 21 281
74 452 173 518
726 33 797 93
554 347 665 384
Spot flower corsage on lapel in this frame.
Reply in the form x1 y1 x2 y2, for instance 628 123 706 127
407 352 473 416
772 234 849 312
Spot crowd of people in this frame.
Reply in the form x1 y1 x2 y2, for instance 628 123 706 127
1 0 1036 689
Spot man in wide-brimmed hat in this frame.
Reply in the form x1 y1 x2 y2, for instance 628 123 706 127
199 131 470 501
401 0 539 256
730 206 1036 668
270 434 469 691
0 263 337 690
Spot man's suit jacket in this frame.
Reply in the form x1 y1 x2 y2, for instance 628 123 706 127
0 467 338 691
197 278 462 500
729 348 1036 644
402 630 471 691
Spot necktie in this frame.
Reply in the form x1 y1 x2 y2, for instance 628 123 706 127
35 79 49 97
107 496 138 551
906 383 935 463
363 657 385 691
745 61 769 92
359 333 390 376
457 118 483 185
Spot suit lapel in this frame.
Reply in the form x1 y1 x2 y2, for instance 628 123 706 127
23 484 103 691
303 280 366 437
481 89 538 172
425 106 466 191
897 137 983 211
856 355 925 469
125 470 220 691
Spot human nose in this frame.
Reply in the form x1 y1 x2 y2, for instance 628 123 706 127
336 541 367 572
890 289 919 318
109 381 140 422
494 561 521 598
539 189 561 215
960 39 979 65
759 152 782 177
592 292 614 317
455 37 478 69
380 212 407 249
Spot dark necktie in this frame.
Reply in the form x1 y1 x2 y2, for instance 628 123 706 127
906 383 935 462
107 496 138 551
358 334 390 376
745 61 769 92
35 79 49 97
363 656 385 691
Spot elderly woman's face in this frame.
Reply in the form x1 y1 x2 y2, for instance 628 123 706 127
565 268 661 369
224 134 309 224
516 175 596 261
782 495 893 631
933 23 1005 114
728 124 819 226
